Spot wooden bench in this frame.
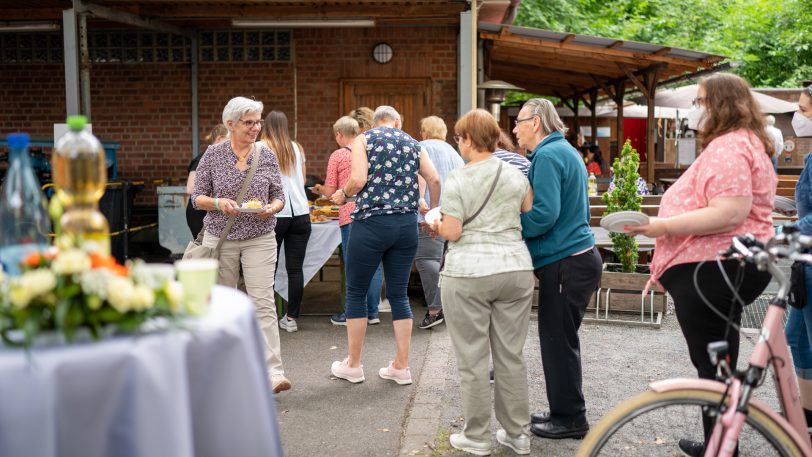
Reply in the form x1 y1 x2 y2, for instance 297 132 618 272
777 175 798 199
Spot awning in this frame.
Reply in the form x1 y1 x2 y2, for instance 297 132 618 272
645 84 798 113
479 23 727 101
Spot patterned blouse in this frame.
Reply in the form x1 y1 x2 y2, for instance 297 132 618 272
352 126 421 221
324 146 355 227
649 129 776 286
192 141 285 240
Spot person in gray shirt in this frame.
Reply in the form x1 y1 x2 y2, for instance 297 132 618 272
416 116 464 329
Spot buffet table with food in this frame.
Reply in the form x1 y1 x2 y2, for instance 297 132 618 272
273 198 342 302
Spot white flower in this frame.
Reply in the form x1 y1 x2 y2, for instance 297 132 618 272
79 269 113 300
131 284 155 312
164 281 183 314
51 249 91 275
8 269 56 309
107 276 136 313
9 286 31 309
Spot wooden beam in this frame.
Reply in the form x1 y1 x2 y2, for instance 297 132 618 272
561 33 577 44
645 67 659 184
614 79 625 164
591 75 616 100
481 30 718 70
589 89 599 142
618 63 650 98
653 47 672 56
608 40 624 49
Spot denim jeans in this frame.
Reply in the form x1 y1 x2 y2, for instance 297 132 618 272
415 229 444 311
345 213 418 321
786 263 812 380
340 223 383 318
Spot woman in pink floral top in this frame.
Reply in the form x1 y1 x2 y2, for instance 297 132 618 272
312 115 383 325
628 73 776 456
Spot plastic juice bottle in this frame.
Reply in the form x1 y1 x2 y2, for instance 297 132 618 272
52 116 110 255
588 172 597 197
0 133 52 275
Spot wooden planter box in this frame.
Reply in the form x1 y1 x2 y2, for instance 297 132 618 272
586 264 665 327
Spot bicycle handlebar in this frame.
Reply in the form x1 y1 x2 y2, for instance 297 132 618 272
721 225 812 304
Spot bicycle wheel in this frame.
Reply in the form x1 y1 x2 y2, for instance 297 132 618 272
578 388 805 457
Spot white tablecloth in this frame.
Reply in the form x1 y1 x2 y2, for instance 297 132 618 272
0 286 283 457
274 219 342 301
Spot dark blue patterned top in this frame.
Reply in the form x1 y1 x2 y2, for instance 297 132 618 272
352 126 421 221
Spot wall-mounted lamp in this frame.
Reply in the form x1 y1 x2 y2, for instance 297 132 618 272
0 21 61 32
479 80 524 120
232 18 375 28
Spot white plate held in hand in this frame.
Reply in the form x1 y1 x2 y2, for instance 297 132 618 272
600 211 650 234
424 207 442 225
237 207 263 213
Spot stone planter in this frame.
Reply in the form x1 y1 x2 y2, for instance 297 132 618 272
586 263 665 327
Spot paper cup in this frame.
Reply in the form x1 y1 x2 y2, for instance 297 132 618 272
174 258 218 315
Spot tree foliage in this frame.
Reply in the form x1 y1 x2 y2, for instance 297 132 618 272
515 0 812 87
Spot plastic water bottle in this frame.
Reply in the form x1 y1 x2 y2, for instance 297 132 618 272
52 115 110 255
588 172 598 197
0 133 51 275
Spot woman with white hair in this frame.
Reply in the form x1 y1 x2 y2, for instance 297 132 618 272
191 96 291 393
513 97 601 440
330 105 441 386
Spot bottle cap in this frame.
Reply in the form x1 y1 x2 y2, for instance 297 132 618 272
67 115 88 131
6 132 30 150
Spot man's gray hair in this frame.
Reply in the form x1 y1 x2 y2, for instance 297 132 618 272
373 105 401 125
766 114 776 126
522 98 568 136
222 96 264 128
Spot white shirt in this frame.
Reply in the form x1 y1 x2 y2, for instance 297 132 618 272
766 125 784 158
277 142 310 217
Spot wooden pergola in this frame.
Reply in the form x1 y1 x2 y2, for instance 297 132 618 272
479 23 728 182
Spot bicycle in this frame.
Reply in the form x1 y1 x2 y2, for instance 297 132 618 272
578 228 812 456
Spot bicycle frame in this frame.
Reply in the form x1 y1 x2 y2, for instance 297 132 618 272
649 258 812 456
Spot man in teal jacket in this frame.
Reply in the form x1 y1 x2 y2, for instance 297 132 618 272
514 98 602 440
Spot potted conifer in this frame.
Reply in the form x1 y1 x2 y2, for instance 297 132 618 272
596 140 665 325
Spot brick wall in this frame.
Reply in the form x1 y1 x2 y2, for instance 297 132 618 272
0 25 459 198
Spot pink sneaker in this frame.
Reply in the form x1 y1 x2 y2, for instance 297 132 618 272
378 361 412 385
331 359 365 383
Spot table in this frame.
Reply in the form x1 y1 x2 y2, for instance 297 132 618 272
0 286 283 457
274 219 341 301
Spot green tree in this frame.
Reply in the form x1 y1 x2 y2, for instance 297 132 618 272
514 0 811 87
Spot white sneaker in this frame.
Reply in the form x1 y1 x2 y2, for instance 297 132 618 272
496 429 530 455
271 374 291 393
378 298 391 313
450 433 491 456
279 315 298 332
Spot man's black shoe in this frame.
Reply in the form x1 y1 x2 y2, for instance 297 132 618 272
530 421 589 440
530 411 551 424
677 439 704 457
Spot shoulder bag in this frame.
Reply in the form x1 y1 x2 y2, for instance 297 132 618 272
439 160 503 271
183 145 260 260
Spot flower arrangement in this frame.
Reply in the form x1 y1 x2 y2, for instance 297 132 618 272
0 248 184 347
602 139 643 273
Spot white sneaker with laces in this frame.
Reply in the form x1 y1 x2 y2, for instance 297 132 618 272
449 433 491 456
279 315 298 332
496 429 530 455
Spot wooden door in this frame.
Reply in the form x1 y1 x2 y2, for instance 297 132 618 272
341 78 432 139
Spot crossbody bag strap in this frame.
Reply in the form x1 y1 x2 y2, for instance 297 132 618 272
213 144 260 252
463 160 503 225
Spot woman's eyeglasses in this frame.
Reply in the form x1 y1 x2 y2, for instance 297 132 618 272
239 119 263 128
514 116 535 127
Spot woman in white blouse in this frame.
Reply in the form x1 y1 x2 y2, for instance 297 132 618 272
261 111 311 333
